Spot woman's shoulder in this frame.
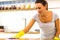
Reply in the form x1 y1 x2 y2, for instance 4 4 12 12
51 11 59 20
33 14 38 17
52 11 58 17
32 14 38 21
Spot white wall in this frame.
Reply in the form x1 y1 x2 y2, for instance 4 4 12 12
0 11 25 32
0 10 40 32
48 1 60 18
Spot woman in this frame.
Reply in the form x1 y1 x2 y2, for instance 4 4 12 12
13 0 59 40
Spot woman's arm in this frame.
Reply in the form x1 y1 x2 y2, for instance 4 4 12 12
23 18 35 33
55 19 59 38
13 18 35 38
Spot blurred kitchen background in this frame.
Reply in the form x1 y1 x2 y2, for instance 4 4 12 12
0 0 60 38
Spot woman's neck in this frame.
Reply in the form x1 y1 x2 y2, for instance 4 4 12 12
38 11 52 23
39 10 48 17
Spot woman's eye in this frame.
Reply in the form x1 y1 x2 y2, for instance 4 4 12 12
38 7 41 9
36 7 41 9
36 8 38 9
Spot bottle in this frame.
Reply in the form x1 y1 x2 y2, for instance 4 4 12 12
0 26 4 32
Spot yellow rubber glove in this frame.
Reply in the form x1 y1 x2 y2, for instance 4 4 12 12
13 30 25 38
54 37 59 40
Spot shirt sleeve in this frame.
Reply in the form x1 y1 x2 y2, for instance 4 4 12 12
54 13 59 21
32 14 37 21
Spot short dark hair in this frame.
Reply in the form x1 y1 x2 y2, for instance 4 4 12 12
35 0 48 6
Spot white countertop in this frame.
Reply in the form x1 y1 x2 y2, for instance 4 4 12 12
0 32 40 38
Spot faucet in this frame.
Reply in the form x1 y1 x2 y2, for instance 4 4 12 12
23 18 26 28
25 18 26 28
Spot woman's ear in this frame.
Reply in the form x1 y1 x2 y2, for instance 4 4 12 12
45 4 48 10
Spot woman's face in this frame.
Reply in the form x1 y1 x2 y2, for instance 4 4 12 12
35 3 47 14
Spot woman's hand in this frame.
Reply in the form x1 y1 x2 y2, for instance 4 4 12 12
12 30 25 38
54 37 59 40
